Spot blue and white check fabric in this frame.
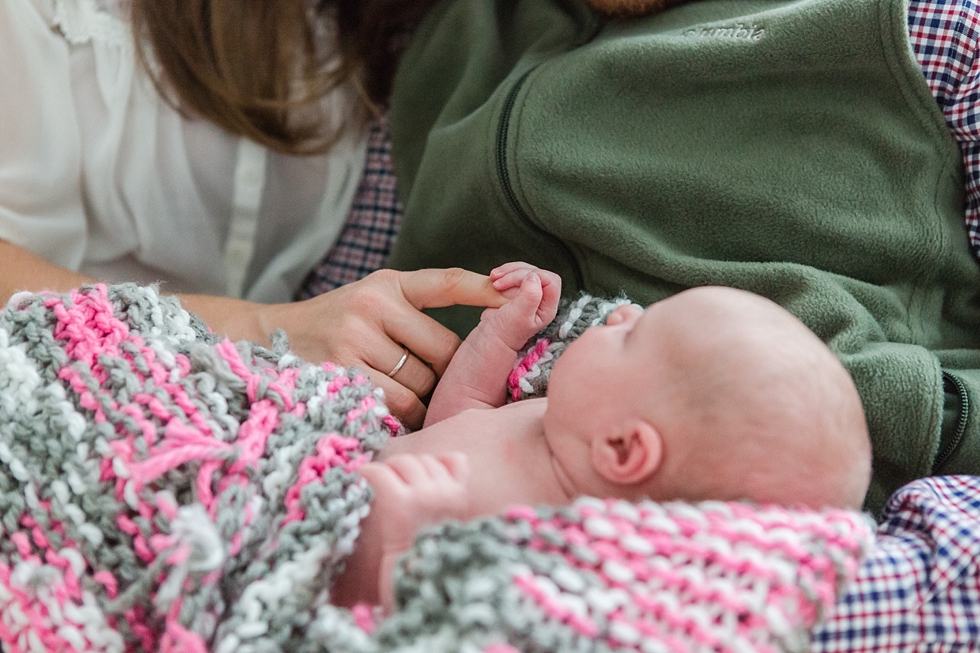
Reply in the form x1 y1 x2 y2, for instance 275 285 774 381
908 0 980 259
813 475 980 652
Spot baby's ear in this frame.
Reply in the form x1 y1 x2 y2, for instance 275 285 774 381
591 422 662 486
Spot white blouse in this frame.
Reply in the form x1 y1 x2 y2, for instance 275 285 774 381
0 0 367 303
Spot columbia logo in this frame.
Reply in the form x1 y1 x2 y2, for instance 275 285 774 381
684 23 765 41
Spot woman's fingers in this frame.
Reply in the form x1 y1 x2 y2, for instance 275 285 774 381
371 339 438 399
368 372 427 430
389 353 437 398
382 309 461 378
342 267 503 376
256 267 515 427
398 267 506 310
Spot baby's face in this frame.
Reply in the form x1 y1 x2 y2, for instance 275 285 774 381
545 302 658 419
543 303 670 492
543 287 872 509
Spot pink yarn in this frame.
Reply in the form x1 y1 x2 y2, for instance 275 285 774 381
499 499 871 653
283 434 365 524
351 603 378 634
161 600 209 653
508 338 550 401
483 645 521 653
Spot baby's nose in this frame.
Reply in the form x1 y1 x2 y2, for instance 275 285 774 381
606 303 643 326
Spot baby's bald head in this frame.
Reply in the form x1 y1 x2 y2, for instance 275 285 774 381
642 287 871 509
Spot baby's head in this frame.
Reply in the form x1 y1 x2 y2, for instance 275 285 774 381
543 286 871 510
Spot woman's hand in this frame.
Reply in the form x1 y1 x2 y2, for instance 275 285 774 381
186 268 506 429
0 246 503 429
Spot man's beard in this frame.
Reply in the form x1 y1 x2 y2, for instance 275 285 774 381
584 0 692 19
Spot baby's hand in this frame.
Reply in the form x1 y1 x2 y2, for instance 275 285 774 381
358 453 470 613
484 262 561 350
360 453 470 551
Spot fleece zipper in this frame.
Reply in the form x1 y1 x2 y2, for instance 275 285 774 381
494 66 585 290
936 371 969 469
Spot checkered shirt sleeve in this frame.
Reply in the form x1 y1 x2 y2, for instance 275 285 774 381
909 0 980 258
296 117 403 299
812 475 980 652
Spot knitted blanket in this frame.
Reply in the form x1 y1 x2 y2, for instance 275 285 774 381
0 285 873 653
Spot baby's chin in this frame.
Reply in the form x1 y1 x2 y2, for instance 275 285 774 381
584 0 688 18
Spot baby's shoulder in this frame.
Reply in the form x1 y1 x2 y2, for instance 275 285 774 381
441 399 547 436
489 397 549 429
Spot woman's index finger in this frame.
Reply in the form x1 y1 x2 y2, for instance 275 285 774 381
398 268 507 310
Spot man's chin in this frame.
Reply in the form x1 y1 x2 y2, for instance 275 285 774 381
583 0 689 19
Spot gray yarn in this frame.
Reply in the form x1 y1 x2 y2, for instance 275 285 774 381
511 294 640 402
0 284 388 653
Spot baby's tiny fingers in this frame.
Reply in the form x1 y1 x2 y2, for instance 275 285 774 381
437 452 470 483
359 462 403 495
512 273 543 307
490 261 534 280
416 453 455 482
535 268 562 291
382 454 429 485
491 272 530 298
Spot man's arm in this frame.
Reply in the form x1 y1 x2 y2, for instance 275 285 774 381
424 264 560 427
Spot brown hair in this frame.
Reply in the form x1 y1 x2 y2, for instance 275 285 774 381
327 0 440 106
132 1 693 154
130 0 433 155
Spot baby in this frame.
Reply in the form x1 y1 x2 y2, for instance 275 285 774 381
332 264 872 611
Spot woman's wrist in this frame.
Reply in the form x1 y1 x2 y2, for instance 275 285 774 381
0 240 95 304
177 293 271 346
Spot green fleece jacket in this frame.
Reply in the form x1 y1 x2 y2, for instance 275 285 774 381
387 0 980 515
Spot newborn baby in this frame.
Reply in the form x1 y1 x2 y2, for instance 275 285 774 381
333 264 872 611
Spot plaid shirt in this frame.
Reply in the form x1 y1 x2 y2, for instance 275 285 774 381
909 0 980 258
297 117 403 299
813 475 980 651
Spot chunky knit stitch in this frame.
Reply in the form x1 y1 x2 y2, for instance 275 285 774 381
0 284 872 653
0 284 394 653
379 498 873 653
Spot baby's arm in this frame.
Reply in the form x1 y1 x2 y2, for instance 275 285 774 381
357 453 469 614
424 263 560 427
